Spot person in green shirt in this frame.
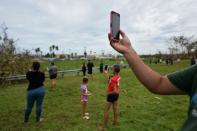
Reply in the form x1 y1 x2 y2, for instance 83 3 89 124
108 30 197 131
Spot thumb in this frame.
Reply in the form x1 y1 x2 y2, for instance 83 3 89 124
119 30 126 38
108 33 112 41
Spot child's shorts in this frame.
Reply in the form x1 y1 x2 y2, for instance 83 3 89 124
107 93 119 103
50 74 57 79
81 95 88 102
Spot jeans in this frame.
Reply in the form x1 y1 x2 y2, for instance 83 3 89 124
24 87 46 122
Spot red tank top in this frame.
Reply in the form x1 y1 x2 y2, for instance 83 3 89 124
107 75 120 94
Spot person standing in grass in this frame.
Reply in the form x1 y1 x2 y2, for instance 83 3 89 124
81 77 91 119
87 60 94 79
99 64 121 130
24 62 46 123
100 60 104 73
104 64 109 74
49 62 58 88
108 30 197 131
81 62 87 76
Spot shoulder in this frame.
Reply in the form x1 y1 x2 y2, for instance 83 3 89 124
111 75 120 81
110 76 118 83
81 84 86 89
193 64 197 71
39 71 45 76
167 65 197 93
188 64 197 70
170 65 197 77
26 71 33 75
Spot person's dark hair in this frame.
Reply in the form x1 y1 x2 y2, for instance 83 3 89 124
51 62 54 66
32 62 40 71
113 64 120 73
83 77 88 83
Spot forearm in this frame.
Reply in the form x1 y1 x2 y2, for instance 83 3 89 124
123 49 163 93
108 30 183 94
104 72 109 79
82 93 88 96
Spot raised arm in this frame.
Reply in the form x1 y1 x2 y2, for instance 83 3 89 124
108 30 185 95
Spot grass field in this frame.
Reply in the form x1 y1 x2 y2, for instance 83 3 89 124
0 60 190 131
39 59 120 71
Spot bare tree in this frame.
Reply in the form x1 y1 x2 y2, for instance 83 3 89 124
0 24 32 86
169 35 197 56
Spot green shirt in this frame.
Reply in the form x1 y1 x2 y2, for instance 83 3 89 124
167 64 197 131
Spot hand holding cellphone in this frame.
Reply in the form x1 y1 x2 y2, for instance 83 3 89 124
110 11 120 40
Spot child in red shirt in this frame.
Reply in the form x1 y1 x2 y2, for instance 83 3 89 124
99 64 121 130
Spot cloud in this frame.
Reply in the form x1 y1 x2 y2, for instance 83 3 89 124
0 0 197 55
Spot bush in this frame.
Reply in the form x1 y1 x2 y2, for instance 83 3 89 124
0 25 32 86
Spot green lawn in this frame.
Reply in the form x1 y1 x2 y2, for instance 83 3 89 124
39 59 121 71
0 60 190 131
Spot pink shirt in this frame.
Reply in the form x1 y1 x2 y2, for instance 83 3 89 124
81 84 87 95
81 84 88 101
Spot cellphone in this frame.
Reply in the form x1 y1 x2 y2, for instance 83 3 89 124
110 11 120 40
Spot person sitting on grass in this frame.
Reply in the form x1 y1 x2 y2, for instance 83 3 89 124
108 29 197 131
24 61 46 123
49 62 58 88
81 77 91 120
99 64 121 130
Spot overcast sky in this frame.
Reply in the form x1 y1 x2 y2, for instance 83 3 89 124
0 0 197 55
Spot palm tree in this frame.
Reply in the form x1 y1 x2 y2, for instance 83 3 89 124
49 45 59 58
35 48 41 57
49 46 52 53
55 46 58 51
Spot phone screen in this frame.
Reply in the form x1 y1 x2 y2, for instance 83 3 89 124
110 11 120 40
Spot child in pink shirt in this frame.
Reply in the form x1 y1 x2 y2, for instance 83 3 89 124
81 77 91 119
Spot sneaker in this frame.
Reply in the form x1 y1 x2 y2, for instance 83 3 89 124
37 118 44 122
23 121 28 124
83 116 90 120
85 113 89 116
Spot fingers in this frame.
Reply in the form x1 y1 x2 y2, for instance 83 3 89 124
112 38 119 43
119 30 126 37
108 32 119 49
108 32 121 43
108 33 113 48
108 33 119 42
108 33 112 41
110 40 115 48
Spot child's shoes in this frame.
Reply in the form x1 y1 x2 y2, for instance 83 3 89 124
83 116 90 120
85 112 89 116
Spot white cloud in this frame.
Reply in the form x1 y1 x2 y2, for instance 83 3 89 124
0 0 197 55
